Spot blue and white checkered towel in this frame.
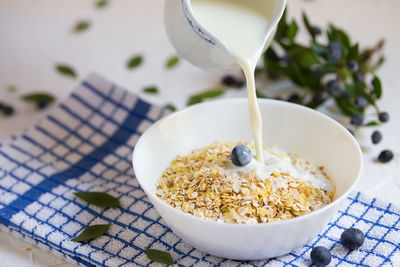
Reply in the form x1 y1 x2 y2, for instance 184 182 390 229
0 73 399 267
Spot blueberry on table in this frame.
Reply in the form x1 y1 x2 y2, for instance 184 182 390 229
354 97 367 108
310 246 331 267
340 228 365 250
235 80 245 88
350 114 364 126
222 75 236 87
378 112 390 123
371 131 382 144
231 145 252 166
312 92 324 103
312 26 322 36
346 60 359 73
326 80 341 97
2 105 14 116
287 93 300 103
355 73 365 83
378 150 394 163
37 99 50 110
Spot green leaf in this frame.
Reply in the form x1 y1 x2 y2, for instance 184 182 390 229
364 121 379 127
372 76 382 99
335 98 360 116
302 11 316 40
311 42 327 57
166 56 180 69
163 103 177 112
275 8 288 41
344 83 357 97
283 62 308 87
96 0 108 8
302 69 323 90
145 248 173 265
127 55 143 69
194 89 224 99
187 96 203 106
289 46 319 68
73 20 91 33
186 88 225 105
348 43 359 60
71 224 111 242
73 192 121 208
55 64 77 78
286 20 298 41
187 88 225 105
143 86 159 94
21 93 56 105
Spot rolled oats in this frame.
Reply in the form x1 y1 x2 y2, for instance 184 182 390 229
156 142 334 224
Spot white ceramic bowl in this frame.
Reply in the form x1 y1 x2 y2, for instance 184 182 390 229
132 98 363 260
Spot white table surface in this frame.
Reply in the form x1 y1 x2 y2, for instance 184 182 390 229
0 0 399 266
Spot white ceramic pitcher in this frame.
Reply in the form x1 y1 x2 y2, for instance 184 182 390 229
164 0 286 71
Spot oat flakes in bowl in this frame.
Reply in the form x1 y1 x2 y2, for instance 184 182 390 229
156 141 335 224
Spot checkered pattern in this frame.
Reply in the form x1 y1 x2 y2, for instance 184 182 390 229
0 73 399 267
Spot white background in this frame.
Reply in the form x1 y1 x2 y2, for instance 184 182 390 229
0 0 399 266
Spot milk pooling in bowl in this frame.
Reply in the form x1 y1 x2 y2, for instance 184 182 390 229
190 0 274 162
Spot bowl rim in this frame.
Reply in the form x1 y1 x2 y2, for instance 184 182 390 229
132 98 363 228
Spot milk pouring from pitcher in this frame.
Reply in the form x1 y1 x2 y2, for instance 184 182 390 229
164 0 286 71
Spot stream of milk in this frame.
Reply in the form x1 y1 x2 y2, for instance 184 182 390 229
191 0 271 162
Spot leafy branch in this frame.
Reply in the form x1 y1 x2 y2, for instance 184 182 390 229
261 10 387 129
